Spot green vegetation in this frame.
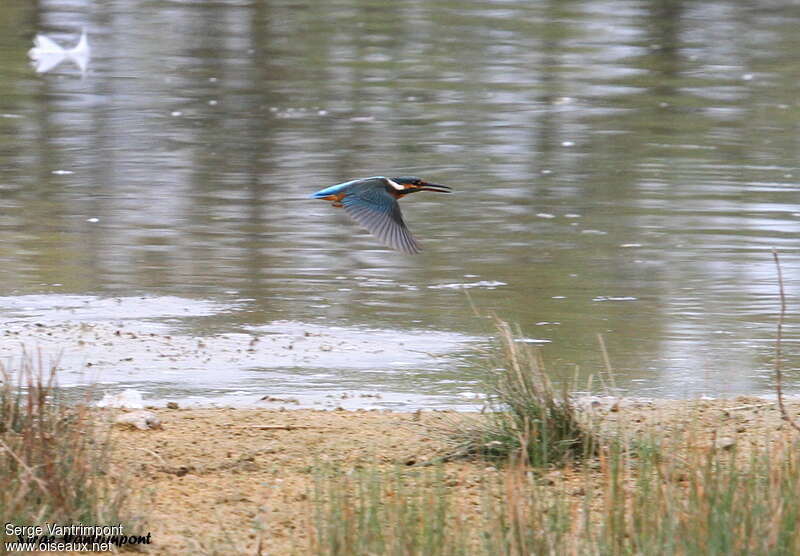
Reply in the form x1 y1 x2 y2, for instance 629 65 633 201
308 320 800 555
589 436 800 556
0 357 139 545
445 318 598 466
310 467 457 556
309 433 800 555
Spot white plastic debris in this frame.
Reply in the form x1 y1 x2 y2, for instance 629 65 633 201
95 389 145 409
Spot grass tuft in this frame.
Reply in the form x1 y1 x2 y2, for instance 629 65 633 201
309 466 460 556
308 434 800 555
445 318 598 467
589 434 800 556
0 355 139 543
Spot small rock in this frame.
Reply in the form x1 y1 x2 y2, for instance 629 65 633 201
715 437 736 451
114 410 163 431
166 401 179 409
260 395 299 404
238 461 259 472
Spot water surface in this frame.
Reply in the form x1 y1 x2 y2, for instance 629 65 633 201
0 0 799 406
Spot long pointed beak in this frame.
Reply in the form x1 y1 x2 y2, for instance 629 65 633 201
419 183 452 193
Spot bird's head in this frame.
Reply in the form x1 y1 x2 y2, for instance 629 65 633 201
388 176 452 195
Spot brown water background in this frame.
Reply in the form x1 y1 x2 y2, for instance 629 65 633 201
1 1 799 406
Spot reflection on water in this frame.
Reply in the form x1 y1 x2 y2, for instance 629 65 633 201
28 29 90 74
0 0 799 404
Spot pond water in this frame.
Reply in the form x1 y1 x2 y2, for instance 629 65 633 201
0 0 799 408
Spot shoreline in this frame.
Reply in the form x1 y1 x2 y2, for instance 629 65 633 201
108 396 800 554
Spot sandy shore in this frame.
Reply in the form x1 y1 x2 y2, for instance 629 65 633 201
108 396 799 554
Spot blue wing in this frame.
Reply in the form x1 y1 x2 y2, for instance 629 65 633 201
310 176 384 199
340 179 421 254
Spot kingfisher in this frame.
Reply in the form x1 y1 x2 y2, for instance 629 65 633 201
310 176 452 254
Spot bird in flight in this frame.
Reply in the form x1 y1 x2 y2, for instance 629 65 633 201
311 176 452 254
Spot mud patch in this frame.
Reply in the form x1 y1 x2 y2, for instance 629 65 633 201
0 295 483 410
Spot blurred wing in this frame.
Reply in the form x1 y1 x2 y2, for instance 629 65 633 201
342 185 421 254
29 34 68 73
30 54 66 73
29 34 65 58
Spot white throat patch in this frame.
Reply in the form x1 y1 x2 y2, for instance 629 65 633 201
386 178 404 191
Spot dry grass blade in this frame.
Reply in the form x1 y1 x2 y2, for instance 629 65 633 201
772 249 800 434
0 355 141 543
